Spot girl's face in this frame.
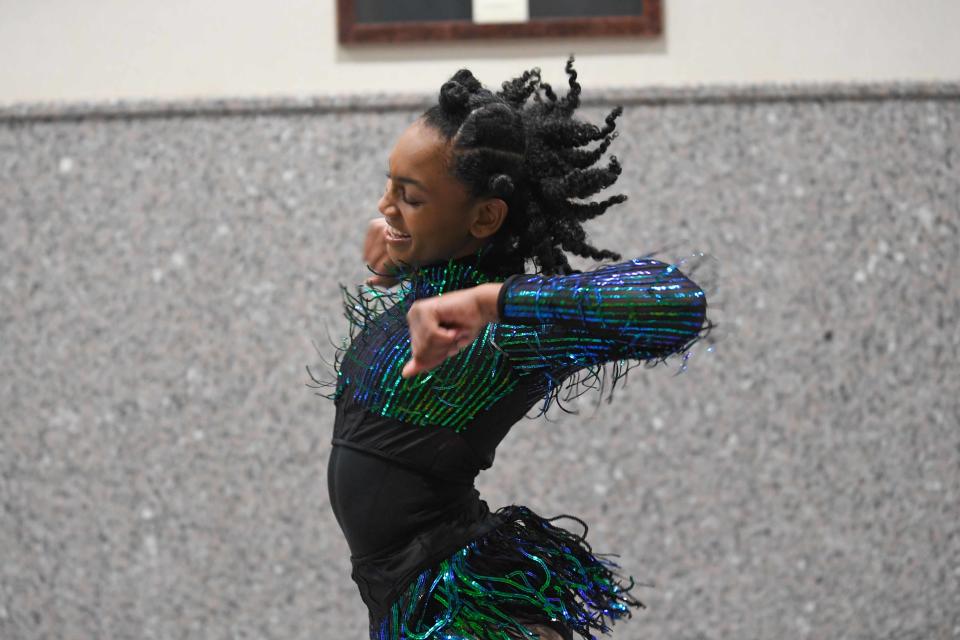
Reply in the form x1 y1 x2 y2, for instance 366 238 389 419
377 117 505 269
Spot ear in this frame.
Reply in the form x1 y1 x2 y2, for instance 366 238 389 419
469 198 508 240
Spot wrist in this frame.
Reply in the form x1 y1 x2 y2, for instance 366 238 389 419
478 282 503 323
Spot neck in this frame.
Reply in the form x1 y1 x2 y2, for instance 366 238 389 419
402 244 502 299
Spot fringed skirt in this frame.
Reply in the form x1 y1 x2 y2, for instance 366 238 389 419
368 504 645 640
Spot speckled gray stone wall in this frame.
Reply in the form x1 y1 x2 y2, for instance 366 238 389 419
1 84 958 639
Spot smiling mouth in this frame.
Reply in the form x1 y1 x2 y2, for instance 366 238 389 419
385 226 412 241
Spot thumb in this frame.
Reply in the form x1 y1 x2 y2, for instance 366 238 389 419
401 357 421 379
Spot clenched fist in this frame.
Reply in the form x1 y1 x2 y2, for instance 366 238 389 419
401 282 503 379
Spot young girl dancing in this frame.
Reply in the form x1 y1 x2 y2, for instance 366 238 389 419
309 55 713 639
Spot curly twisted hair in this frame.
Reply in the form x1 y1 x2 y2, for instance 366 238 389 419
419 53 627 278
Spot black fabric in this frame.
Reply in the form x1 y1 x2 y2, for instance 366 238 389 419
327 445 475 559
329 435 507 621
327 381 538 621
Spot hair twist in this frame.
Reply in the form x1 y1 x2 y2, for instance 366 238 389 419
421 54 626 277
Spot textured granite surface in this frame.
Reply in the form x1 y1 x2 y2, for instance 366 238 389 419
1 85 958 639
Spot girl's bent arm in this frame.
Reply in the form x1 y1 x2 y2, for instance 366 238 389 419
491 257 707 377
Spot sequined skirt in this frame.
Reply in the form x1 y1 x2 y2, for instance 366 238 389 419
363 503 645 640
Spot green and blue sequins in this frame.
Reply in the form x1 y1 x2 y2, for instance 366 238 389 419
310 250 713 429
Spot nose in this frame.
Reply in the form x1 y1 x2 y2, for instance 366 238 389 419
378 182 399 218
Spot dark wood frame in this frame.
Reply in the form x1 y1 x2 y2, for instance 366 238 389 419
337 0 662 44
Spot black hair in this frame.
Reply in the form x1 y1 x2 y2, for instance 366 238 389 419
419 54 627 278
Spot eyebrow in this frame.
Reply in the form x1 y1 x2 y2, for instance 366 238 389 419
384 171 429 193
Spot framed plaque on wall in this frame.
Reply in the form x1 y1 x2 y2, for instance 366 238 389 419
337 0 662 44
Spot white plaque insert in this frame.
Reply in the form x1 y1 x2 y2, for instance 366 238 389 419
472 0 530 24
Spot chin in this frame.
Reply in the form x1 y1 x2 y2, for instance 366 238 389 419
387 247 415 270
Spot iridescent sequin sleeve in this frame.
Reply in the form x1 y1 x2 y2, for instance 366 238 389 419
492 257 708 379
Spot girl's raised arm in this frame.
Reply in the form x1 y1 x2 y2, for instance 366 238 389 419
491 257 708 378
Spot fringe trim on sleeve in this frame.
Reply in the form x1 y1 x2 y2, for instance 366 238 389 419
497 246 722 420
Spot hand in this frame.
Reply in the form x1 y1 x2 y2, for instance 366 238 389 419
401 283 502 379
363 218 401 287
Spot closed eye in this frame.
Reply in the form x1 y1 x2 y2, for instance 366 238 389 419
384 171 422 206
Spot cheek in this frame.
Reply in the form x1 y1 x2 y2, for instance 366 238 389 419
419 208 462 233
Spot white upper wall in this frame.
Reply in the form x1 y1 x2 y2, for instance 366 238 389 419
2 0 958 105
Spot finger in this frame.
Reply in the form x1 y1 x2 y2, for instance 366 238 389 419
366 273 400 287
438 325 459 339
412 333 455 366
402 357 428 379
403 335 458 379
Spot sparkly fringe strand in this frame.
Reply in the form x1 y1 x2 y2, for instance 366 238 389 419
371 505 646 640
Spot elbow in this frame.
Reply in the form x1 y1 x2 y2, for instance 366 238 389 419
678 279 708 340
673 286 709 355
641 281 708 359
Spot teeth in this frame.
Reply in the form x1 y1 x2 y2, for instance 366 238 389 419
388 228 410 238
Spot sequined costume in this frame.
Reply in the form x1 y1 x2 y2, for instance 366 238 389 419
313 244 711 639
